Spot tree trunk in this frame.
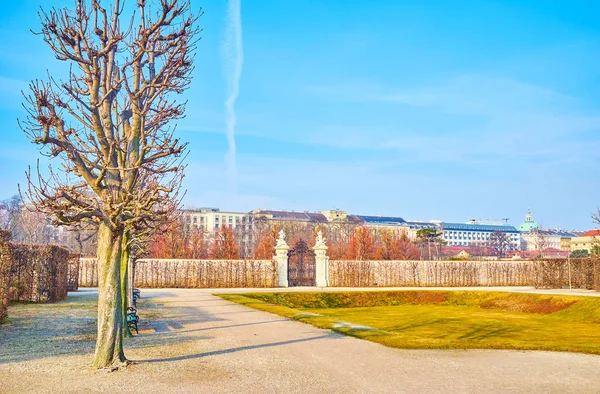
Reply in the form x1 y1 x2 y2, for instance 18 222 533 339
121 232 132 338
93 222 126 368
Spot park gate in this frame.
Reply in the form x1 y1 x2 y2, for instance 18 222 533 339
287 240 316 286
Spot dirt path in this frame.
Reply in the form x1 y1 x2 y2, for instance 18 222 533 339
1 288 600 393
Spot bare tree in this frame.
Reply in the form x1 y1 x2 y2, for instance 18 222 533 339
0 195 23 234
488 231 511 258
20 0 199 368
593 209 600 227
16 209 51 244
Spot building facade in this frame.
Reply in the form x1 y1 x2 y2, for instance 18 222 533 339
441 222 520 249
180 208 253 232
520 229 578 251
570 230 600 253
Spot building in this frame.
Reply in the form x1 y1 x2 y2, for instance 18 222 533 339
404 221 440 240
569 230 600 253
251 209 328 226
180 207 252 232
518 209 540 232
355 215 408 236
521 229 578 251
441 222 520 249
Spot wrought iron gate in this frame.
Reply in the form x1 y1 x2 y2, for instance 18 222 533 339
287 240 316 286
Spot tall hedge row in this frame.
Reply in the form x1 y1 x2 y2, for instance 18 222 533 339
0 230 74 324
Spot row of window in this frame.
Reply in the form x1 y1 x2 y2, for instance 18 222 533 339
188 215 253 224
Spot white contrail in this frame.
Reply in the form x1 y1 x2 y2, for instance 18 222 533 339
224 0 243 191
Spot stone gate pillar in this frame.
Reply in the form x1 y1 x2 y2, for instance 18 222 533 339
313 231 329 287
274 230 289 287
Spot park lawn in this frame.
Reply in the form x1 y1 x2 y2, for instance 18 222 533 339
218 291 600 355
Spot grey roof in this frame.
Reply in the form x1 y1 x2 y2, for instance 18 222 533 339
442 222 519 233
405 221 439 229
357 215 406 225
529 229 578 237
255 210 327 222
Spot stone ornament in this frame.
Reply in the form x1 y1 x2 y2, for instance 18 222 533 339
314 230 327 248
275 230 288 248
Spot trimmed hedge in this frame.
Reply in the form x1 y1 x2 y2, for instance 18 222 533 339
0 230 73 324
0 230 12 322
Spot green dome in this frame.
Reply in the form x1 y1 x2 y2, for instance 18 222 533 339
519 209 540 232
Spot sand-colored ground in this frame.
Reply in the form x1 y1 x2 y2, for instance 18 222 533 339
1 287 599 393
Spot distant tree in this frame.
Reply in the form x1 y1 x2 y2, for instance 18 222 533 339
188 226 209 259
488 231 511 258
345 226 376 260
209 226 240 259
253 225 278 259
0 195 22 234
16 209 50 244
592 209 600 227
416 228 444 260
570 249 590 258
149 221 189 259
375 231 420 260
394 232 421 260
327 240 347 260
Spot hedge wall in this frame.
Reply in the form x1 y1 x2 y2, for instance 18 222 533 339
0 231 73 324
0 230 12 322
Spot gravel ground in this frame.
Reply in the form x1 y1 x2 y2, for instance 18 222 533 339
1 287 600 393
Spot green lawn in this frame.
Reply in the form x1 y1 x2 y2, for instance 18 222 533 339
218 291 600 354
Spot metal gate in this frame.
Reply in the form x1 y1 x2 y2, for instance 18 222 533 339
287 240 316 286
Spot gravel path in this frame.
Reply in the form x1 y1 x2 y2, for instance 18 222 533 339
1 288 600 393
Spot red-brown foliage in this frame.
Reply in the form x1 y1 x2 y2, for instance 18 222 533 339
253 226 278 259
345 226 376 260
149 221 208 259
375 231 420 260
209 226 240 259
327 240 347 260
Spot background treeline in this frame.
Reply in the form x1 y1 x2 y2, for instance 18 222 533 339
147 219 421 261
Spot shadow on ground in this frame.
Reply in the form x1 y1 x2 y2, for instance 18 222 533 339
0 290 251 364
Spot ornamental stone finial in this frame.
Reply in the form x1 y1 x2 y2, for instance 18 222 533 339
315 230 326 248
275 230 287 248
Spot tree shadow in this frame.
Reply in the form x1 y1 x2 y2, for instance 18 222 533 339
0 291 252 365
137 332 341 363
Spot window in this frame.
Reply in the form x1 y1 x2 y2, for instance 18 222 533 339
200 217 204 222
235 216 240 222
193 217 197 224
215 216 219 222
215 224 219 228
229 216 233 222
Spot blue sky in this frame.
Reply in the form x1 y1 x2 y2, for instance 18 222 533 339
1 0 599 230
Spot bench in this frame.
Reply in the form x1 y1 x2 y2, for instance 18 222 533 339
126 307 139 334
132 288 141 307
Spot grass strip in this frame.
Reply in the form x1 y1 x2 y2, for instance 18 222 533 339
219 291 600 355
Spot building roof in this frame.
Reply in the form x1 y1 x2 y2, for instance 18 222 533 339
345 214 366 224
442 222 519 233
254 210 327 222
581 229 600 237
518 208 540 232
527 229 578 237
405 221 439 229
356 215 406 225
